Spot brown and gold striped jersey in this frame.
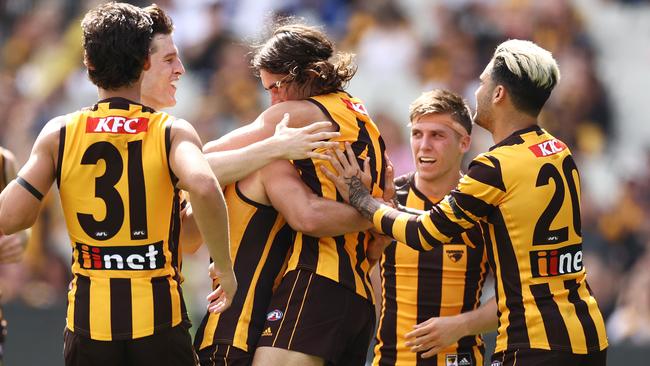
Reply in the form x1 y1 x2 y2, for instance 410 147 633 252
373 173 489 366
373 126 608 354
194 183 292 353
289 91 386 301
57 97 187 341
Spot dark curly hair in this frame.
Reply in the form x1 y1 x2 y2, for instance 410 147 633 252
81 2 153 90
251 20 356 96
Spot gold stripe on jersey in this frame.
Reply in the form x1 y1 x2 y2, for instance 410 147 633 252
373 173 488 366
373 126 608 354
58 97 186 341
288 91 385 301
194 183 292 352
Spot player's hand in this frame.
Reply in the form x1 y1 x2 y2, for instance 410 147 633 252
207 263 237 314
367 229 393 267
272 113 340 161
0 232 26 264
320 142 371 202
404 315 464 358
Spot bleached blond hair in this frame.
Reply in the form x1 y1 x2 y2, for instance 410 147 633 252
489 39 560 115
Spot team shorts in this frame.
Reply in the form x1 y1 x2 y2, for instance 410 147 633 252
196 343 253 366
257 269 375 366
491 348 607 366
63 324 197 366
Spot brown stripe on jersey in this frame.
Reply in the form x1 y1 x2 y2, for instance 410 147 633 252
110 278 133 338
380 210 400 237
448 195 478 226
165 122 179 187
416 248 442 323
0 149 5 190
530 283 571 350
152 276 172 328
74 275 91 335
128 140 148 240
427 203 470 236
334 235 356 292
352 118 379 188
56 124 66 188
354 232 373 300
564 279 600 351
452 192 496 220
292 157 322 271
467 155 506 192
492 209 529 348
377 137 387 190
488 126 537 151
214 209 280 341
247 224 293 348
377 243 397 365
168 189 181 276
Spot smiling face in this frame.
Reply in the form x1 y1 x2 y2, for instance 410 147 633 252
410 113 469 183
141 33 185 110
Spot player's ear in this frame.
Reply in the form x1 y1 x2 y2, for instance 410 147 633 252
143 56 151 71
493 85 505 104
459 134 471 153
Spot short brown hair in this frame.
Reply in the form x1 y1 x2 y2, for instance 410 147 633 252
144 3 174 36
81 2 152 90
409 89 473 135
251 20 356 96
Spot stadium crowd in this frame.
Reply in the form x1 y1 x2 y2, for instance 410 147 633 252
0 0 649 355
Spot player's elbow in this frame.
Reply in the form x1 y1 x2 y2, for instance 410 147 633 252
0 212 36 235
184 175 220 202
285 213 321 237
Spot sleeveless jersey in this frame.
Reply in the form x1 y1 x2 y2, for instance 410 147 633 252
194 183 292 353
57 97 187 341
289 91 386 301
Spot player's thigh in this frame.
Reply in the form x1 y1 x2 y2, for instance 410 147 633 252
252 345 324 366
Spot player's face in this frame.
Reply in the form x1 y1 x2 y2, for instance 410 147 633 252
410 114 468 183
141 34 185 110
260 69 294 105
474 63 494 131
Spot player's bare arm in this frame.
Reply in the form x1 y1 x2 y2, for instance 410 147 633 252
0 148 30 263
168 119 236 313
204 112 339 186
203 100 333 153
261 160 373 237
0 117 61 234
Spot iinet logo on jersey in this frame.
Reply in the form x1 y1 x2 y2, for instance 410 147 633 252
529 139 567 157
530 244 583 278
77 242 165 270
86 116 149 134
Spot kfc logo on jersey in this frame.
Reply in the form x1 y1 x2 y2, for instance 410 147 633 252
341 98 369 116
77 242 165 270
529 139 567 157
86 116 149 134
530 244 583 278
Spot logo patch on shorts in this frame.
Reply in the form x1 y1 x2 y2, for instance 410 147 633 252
446 353 472 366
266 309 283 321
490 361 502 366
261 327 273 337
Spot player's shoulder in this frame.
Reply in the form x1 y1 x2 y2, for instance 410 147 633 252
262 100 325 128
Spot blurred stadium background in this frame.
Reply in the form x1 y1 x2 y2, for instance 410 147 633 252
1 0 649 364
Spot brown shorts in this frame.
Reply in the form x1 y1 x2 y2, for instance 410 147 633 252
491 348 607 366
257 269 375 366
196 344 253 366
63 324 198 366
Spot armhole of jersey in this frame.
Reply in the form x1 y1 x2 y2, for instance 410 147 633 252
56 119 67 188
165 118 179 187
234 181 274 210
305 98 340 132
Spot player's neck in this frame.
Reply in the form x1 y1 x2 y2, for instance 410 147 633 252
492 110 538 144
414 170 460 202
97 86 142 104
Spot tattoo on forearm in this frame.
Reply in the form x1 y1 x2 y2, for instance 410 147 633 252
348 176 382 221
